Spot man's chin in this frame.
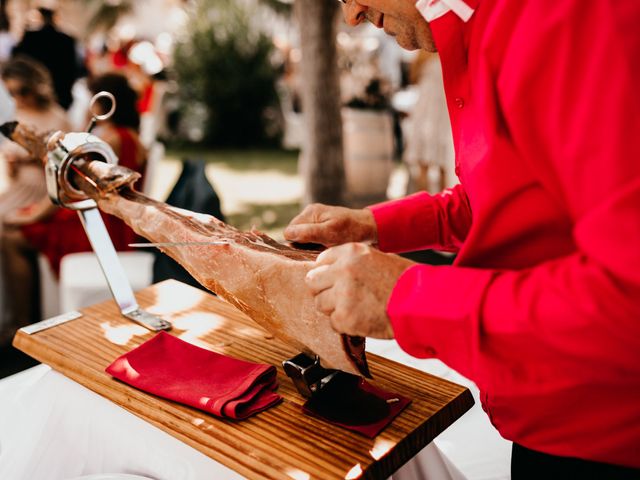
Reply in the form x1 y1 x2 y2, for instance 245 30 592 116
399 36 437 52
394 36 421 51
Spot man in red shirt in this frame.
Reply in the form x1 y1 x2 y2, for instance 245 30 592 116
285 0 640 476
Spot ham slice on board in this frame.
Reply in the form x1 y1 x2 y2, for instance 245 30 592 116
1 122 370 377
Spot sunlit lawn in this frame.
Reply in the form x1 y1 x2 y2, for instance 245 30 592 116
166 147 300 175
160 147 302 239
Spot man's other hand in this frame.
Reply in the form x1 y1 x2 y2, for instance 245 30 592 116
284 203 378 247
305 242 414 339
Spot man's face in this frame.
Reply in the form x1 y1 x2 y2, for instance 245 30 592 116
341 0 436 51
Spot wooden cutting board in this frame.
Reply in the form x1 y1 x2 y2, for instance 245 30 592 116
14 280 473 480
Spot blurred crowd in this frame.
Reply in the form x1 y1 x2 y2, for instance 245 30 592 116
0 1 162 344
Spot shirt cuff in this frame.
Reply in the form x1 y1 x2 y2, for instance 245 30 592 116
368 192 439 253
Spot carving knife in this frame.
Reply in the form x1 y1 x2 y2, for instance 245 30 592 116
129 241 230 248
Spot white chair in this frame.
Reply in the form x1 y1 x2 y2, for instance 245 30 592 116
59 251 155 313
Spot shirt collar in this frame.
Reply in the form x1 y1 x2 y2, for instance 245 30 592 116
415 0 476 22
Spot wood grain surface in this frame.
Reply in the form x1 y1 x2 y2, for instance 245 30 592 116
14 280 473 480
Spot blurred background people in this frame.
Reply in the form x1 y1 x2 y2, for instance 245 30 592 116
0 56 69 224
0 0 15 64
91 38 154 112
84 36 164 147
403 51 455 194
0 71 145 340
12 2 81 110
0 55 70 344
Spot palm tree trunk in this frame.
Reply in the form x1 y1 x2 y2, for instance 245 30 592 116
295 0 345 205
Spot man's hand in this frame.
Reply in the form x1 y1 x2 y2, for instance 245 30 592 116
305 243 415 338
284 203 378 247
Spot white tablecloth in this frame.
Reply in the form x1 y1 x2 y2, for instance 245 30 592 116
0 365 241 480
0 342 510 480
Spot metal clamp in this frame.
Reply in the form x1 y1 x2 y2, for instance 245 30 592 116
282 353 339 398
45 131 118 210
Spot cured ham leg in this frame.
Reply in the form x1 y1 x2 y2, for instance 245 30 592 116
1 122 370 377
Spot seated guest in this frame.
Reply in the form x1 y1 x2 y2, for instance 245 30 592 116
0 56 70 345
1 72 146 333
0 56 70 220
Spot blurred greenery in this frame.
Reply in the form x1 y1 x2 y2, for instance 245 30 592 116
226 201 301 235
172 0 282 147
166 146 299 174
166 146 300 234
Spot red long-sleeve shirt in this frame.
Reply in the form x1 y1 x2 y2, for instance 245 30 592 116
370 0 640 468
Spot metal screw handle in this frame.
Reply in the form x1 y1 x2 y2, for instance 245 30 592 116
86 91 116 133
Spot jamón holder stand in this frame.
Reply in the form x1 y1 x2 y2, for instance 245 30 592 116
283 353 353 398
43 92 170 332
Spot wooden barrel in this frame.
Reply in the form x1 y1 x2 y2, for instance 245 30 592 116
342 107 394 207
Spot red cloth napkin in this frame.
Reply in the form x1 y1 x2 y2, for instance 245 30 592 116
106 331 282 419
302 372 411 438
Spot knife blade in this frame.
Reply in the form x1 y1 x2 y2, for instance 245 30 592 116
128 241 230 248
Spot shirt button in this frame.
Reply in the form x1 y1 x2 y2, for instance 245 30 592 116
455 97 465 108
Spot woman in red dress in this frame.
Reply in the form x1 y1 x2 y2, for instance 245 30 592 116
2 73 146 329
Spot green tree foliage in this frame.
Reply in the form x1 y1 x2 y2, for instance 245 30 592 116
173 0 281 146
